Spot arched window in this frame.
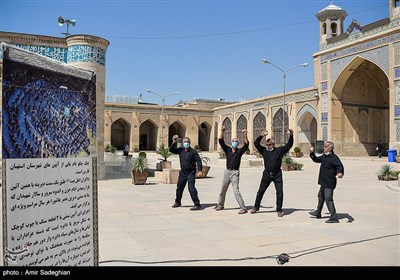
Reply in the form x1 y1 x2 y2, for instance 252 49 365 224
236 115 247 145
272 108 288 144
253 112 266 145
331 22 337 36
222 117 232 145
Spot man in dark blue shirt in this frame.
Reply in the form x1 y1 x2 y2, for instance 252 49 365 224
169 135 203 211
250 129 293 217
309 141 344 223
215 126 249 214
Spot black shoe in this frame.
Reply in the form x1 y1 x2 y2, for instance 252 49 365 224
309 211 321 218
325 219 339 223
172 203 181 208
215 206 224 211
190 205 202 211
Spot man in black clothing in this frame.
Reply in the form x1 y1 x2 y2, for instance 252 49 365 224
169 135 203 211
250 129 293 217
376 140 384 158
215 126 249 214
309 141 344 223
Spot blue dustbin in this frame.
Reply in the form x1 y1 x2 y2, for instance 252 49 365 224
387 149 397 162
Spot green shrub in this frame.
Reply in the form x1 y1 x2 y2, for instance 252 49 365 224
294 147 301 153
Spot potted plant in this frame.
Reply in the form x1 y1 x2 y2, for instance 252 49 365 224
194 144 201 152
281 155 303 171
377 164 398 181
156 144 172 170
196 155 211 178
105 144 116 154
131 151 149 184
291 147 303 157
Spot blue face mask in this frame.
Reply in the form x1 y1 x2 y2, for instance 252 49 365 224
183 142 190 149
231 141 238 149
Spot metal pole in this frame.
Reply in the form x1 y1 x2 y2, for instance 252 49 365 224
161 98 165 147
146 90 179 147
261 59 308 144
282 73 286 144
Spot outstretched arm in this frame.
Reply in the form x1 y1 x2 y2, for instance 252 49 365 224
254 130 267 154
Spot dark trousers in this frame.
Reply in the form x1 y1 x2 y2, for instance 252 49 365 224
315 186 337 220
175 170 201 207
253 170 283 212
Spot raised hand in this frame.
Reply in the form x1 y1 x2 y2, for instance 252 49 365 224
309 146 314 153
261 130 268 137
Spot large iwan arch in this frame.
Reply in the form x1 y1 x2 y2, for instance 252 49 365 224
332 57 389 156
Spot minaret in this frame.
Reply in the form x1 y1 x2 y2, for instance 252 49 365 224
316 1 348 46
390 0 400 18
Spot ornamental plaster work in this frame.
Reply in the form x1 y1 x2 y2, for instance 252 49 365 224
331 46 389 87
320 17 400 51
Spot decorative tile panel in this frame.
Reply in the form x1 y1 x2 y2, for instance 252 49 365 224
322 125 328 141
321 112 328 123
321 63 327 81
396 82 400 104
393 42 400 65
396 120 400 142
395 67 400 79
320 18 400 51
67 45 106 65
395 105 400 118
322 93 328 112
0 44 68 62
321 81 328 92
331 46 389 87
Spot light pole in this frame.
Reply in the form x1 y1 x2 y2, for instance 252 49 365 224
146 89 179 147
262 59 308 143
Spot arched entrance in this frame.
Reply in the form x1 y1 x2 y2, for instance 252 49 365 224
332 58 389 156
297 104 318 152
139 120 158 151
198 121 211 151
272 108 288 145
168 121 186 147
111 118 131 150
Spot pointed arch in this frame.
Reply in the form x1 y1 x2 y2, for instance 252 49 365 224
139 119 158 151
222 117 232 144
236 114 247 145
272 108 288 144
198 121 211 151
253 112 266 145
297 104 318 149
332 57 389 155
168 121 186 147
111 118 131 150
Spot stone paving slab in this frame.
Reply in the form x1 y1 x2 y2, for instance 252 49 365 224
98 153 400 267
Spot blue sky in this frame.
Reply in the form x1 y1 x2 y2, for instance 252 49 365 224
0 0 388 105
